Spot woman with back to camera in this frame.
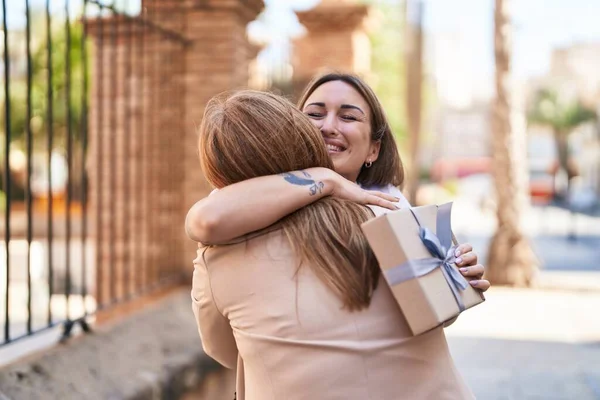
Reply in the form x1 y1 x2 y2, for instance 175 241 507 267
192 89 476 399
186 73 490 292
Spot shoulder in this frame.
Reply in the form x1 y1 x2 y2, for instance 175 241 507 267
361 183 411 209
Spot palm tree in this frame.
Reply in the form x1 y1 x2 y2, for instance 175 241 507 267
528 88 597 196
486 0 539 287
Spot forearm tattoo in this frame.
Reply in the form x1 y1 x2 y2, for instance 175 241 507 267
280 171 325 196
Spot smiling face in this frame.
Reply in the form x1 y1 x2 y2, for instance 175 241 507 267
302 80 381 183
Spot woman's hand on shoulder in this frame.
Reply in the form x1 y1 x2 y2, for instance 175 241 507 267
326 170 399 211
454 243 491 292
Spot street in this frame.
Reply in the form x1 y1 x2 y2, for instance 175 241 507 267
446 287 600 399
445 194 600 399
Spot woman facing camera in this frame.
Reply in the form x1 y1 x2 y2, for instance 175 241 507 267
192 90 475 400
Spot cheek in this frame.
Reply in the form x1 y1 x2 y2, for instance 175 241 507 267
344 126 372 154
309 119 321 130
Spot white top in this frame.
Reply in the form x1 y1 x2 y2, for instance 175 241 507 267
361 183 412 209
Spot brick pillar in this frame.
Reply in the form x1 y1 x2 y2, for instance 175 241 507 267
87 16 186 303
293 0 371 89
177 0 264 273
87 1 263 304
138 3 189 285
87 17 135 304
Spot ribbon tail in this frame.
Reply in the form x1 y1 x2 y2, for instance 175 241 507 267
446 265 469 291
440 262 468 312
384 258 442 286
436 203 454 250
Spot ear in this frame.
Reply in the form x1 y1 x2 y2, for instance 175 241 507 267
366 140 381 163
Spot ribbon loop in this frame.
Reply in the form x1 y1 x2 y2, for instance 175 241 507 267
419 227 446 260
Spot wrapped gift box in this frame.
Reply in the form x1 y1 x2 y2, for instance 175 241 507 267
361 202 485 335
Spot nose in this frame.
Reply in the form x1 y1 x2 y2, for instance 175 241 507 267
320 113 338 136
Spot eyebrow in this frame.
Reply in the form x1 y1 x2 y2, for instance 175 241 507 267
340 104 365 115
305 102 365 115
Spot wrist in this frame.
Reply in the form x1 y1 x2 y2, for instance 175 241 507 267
306 167 336 197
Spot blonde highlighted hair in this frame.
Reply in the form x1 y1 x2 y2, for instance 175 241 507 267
198 90 379 310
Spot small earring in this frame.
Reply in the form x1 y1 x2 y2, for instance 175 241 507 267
365 161 373 168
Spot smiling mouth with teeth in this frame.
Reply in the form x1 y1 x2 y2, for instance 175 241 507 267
326 144 345 153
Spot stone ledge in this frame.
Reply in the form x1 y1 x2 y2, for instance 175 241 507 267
0 289 229 400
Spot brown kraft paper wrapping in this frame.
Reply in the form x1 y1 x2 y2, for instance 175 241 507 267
361 203 485 335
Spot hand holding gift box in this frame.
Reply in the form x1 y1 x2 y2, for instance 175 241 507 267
361 203 485 336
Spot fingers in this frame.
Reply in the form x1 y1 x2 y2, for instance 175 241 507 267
469 279 490 292
459 264 484 278
366 190 400 203
368 196 399 210
459 263 490 292
454 243 473 258
455 250 478 267
362 191 400 211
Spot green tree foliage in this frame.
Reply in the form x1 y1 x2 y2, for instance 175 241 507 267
528 89 596 134
527 88 597 184
1 11 86 196
1 12 86 150
365 0 407 144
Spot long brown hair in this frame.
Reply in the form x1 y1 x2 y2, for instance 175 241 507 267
298 72 405 187
198 90 379 310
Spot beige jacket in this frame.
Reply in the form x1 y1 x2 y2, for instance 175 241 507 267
191 228 474 400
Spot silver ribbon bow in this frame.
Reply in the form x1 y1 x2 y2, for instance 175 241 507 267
383 203 469 311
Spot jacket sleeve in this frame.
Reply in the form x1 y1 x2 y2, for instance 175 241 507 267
191 248 238 369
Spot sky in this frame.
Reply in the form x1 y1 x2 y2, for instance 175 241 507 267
261 0 600 79
424 0 600 78
4 0 600 85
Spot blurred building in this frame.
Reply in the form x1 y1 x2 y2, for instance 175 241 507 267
428 102 492 181
423 32 494 182
426 35 600 203
530 43 600 106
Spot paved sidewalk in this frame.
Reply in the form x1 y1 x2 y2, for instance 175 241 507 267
446 286 600 399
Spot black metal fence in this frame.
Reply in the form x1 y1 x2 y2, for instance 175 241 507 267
1 0 187 350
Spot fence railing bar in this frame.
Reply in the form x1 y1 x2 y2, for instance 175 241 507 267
6 265 182 345
2 0 12 344
5 313 88 347
2 0 190 349
64 0 73 322
3 273 181 349
45 0 54 328
87 0 189 45
81 0 89 316
3 322 59 347
108 1 117 304
25 0 34 336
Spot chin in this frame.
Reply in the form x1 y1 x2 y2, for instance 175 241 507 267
332 159 350 174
